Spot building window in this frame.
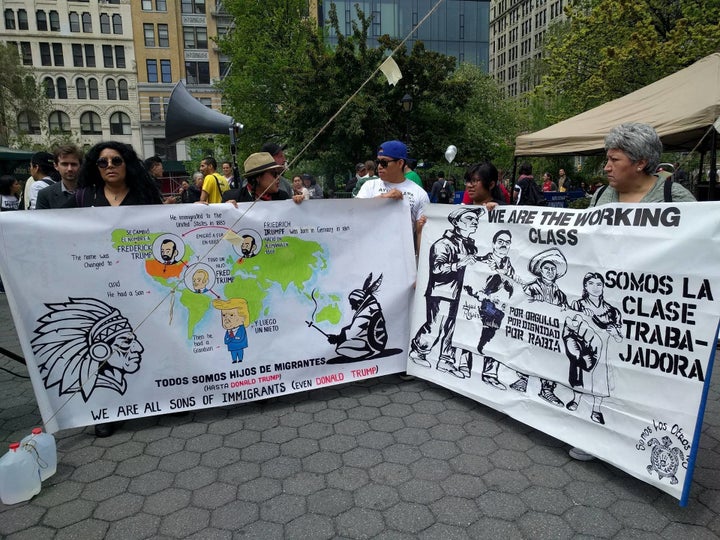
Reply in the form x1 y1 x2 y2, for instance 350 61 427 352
141 0 152 10
158 24 169 47
36 10 47 31
82 12 92 32
4 9 15 30
106 79 117 100
185 61 210 84
57 77 67 99
88 78 99 100
160 59 172 83
49 11 59 31
52 43 64 66
103 45 113 67
99 13 110 34
144 24 155 47
147 60 158 82
43 77 55 99
19 42 31 65
115 46 125 68
181 0 206 14
17 9 28 30
118 79 129 100
85 44 95 67
17 111 41 134
69 12 80 32
110 112 131 135
112 14 122 34
40 43 51 66
76 78 87 99
149 96 162 120
183 27 208 49
49 111 71 134
156 0 167 11
80 111 102 134
73 44 83 67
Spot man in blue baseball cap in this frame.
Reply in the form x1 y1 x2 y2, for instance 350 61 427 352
355 140 429 251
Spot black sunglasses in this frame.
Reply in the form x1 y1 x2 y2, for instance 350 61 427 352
97 156 124 168
376 159 399 168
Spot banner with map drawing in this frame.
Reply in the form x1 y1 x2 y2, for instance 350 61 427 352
408 202 720 501
0 199 417 433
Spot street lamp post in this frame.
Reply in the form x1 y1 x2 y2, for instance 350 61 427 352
400 93 413 143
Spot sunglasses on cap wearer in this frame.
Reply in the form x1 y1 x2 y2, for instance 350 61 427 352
376 159 399 168
96 156 124 168
266 169 280 178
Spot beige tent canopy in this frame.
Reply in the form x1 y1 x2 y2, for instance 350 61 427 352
515 53 720 156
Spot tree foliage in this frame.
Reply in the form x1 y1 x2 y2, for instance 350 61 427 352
0 44 46 147
218 1 519 185
529 0 720 126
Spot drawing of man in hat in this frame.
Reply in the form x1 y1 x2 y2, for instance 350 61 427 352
507 248 570 407
408 206 485 378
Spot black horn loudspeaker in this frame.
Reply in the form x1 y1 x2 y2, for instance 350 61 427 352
164 81 239 144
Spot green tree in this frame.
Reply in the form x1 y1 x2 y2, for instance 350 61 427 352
217 0 317 156
529 0 720 126
0 44 47 147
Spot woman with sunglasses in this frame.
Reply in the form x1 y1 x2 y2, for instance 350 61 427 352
66 141 163 208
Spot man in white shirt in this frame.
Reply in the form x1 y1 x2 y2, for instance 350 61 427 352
356 140 429 250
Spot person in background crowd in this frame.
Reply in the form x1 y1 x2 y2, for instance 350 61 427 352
403 158 423 188
260 142 293 196
430 171 455 204
302 173 324 199
465 162 504 209
347 162 366 194
542 172 557 192
222 161 238 189
558 168 573 192
27 151 60 210
37 144 83 209
292 174 310 200
178 179 199 204
199 156 229 204
569 122 695 462
222 152 304 204
353 160 378 197
0 175 21 211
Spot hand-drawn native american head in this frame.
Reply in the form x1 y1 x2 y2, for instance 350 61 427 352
31 298 144 401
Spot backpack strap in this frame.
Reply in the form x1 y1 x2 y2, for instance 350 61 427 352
213 174 227 194
592 185 608 207
663 177 673 202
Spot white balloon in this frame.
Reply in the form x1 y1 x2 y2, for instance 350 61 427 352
444 145 457 164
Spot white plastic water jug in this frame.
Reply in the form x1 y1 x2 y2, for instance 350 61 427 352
21 428 57 481
0 442 41 504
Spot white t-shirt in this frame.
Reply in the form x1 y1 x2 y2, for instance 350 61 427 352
1 195 19 211
356 178 429 223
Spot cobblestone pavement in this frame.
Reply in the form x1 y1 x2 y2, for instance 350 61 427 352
1 294 719 539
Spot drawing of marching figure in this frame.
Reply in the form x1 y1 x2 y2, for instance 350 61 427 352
510 248 569 406
562 272 623 425
466 229 523 387
31 298 144 401
213 298 250 363
319 273 401 364
409 207 485 378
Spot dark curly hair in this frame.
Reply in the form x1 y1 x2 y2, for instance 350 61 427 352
78 141 162 204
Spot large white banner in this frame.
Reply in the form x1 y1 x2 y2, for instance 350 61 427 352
408 202 720 501
0 200 417 433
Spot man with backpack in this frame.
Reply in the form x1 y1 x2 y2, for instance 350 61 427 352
513 162 547 206
430 171 455 204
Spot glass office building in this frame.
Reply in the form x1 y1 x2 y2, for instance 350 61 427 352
318 0 490 69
